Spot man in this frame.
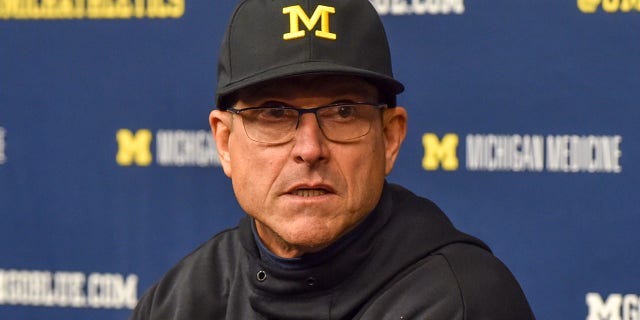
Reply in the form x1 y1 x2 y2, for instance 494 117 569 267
131 0 535 319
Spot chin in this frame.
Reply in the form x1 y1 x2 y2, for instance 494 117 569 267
280 226 342 252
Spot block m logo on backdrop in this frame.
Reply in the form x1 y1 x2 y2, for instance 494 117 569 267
422 133 459 171
116 129 153 166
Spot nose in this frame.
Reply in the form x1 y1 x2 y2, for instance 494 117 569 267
291 113 328 165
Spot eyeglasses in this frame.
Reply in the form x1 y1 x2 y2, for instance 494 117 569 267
227 102 387 144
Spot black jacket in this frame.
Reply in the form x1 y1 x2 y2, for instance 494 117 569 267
131 183 535 319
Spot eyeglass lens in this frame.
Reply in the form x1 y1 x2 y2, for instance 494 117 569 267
237 104 382 144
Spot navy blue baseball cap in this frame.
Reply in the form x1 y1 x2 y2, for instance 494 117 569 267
215 0 404 108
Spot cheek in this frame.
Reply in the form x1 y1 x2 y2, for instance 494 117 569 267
228 139 287 212
229 137 263 201
342 140 387 207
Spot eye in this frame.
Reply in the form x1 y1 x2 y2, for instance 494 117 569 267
336 105 356 118
253 107 297 123
262 108 287 119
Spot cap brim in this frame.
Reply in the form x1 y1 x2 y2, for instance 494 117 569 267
216 61 404 108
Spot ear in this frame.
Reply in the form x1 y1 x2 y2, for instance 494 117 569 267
382 106 408 175
210 110 233 177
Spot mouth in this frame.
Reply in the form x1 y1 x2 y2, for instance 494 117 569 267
285 183 334 198
291 189 329 197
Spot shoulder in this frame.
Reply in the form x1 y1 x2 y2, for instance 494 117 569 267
354 243 534 319
130 224 245 320
376 183 535 319
435 242 536 320
160 224 243 286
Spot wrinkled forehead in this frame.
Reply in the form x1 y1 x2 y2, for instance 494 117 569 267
236 75 380 105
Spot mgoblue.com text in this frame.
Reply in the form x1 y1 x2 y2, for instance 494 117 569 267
370 0 464 15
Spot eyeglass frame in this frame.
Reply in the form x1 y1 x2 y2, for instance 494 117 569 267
226 102 388 144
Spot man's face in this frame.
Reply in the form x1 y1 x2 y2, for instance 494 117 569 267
210 76 406 257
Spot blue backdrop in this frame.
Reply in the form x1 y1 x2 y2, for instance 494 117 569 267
1 1 638 319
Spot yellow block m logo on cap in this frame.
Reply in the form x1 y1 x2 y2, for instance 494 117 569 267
283 5 336 40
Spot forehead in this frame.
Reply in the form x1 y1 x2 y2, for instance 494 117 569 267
237 75 379 104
